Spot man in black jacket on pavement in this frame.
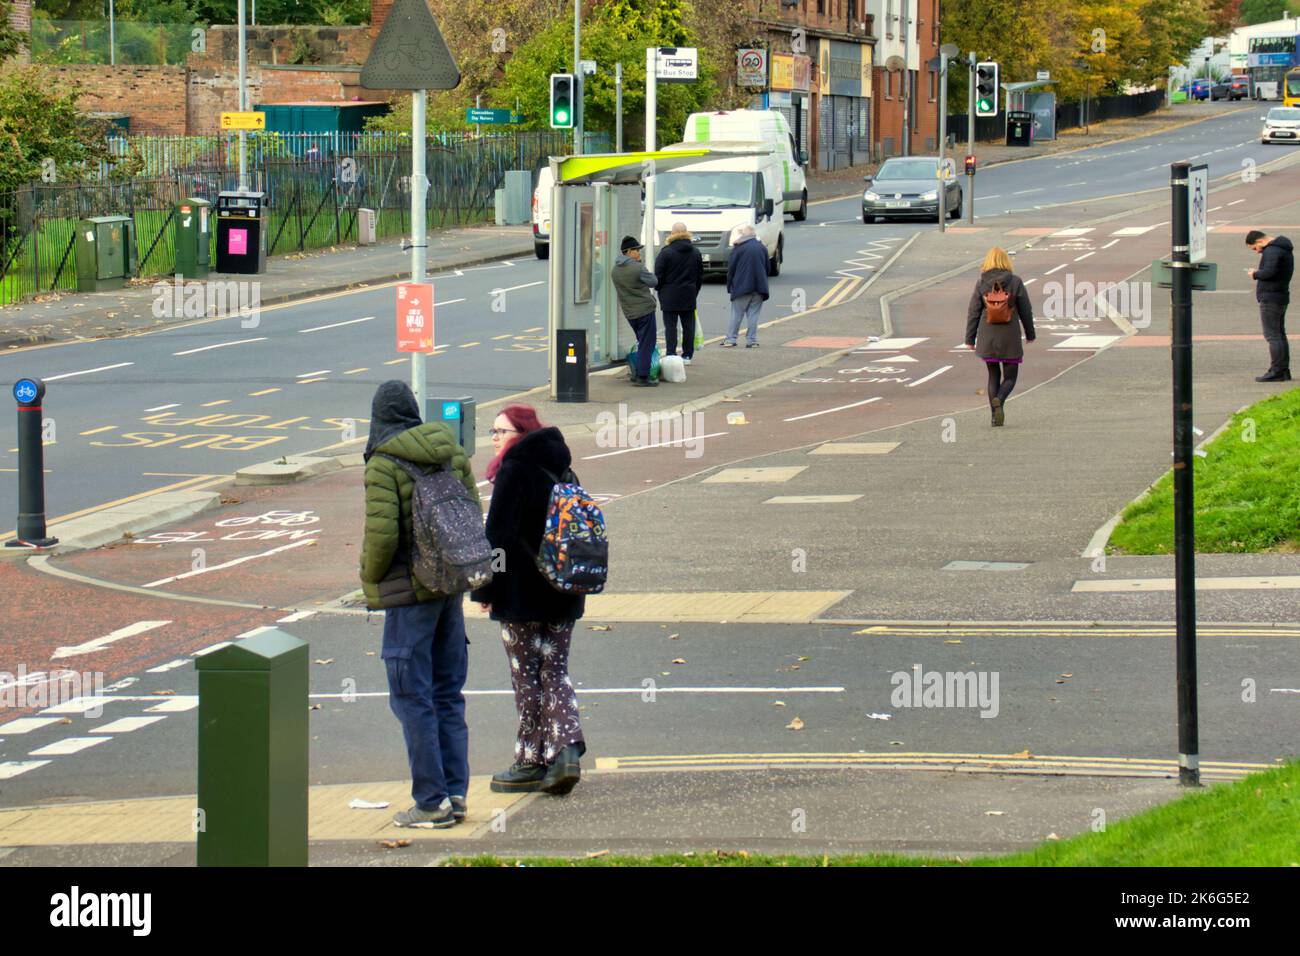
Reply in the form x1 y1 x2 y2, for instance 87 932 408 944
1246 230 1294 382
655 221 703 363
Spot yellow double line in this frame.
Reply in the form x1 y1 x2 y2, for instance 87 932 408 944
596 752 1276 780
813 276 863 309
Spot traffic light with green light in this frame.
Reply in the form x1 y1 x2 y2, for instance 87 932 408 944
550 73 575 129
976 62 999 117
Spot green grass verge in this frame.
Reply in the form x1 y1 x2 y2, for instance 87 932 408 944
444 762 1300 867
1107 388 1300 554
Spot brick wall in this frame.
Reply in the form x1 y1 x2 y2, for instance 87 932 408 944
41 65 189 134
6 0 31 63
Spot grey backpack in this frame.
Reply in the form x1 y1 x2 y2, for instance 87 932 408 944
380 454 493 595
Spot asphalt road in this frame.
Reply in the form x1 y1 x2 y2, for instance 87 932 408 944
1 103 1275 528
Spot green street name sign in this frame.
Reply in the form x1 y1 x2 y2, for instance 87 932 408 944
466 108 516 124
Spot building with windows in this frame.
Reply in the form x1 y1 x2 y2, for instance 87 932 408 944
748 1 875 170
866 0 940 155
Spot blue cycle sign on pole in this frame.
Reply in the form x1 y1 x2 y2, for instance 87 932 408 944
13 378 42 405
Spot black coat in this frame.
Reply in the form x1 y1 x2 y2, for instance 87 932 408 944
654 234 704 312
469 427 585 625
1255 236 1294 304
726 236 770 301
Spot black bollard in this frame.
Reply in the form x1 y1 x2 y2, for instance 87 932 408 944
7 378 58 549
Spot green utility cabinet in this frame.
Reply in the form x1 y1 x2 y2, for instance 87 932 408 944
173 197 211 279
74 215 137 292
196 628 308 867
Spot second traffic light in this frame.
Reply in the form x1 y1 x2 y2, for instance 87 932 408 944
975 61 999 117
550 73 575 129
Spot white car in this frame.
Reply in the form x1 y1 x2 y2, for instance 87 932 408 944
531 165 554 259
1261 106 1300 144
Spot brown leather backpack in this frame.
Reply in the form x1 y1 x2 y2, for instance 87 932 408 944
983 281 1012 324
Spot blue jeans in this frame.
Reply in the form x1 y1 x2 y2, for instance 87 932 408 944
726 293 763 345
382 596 469 810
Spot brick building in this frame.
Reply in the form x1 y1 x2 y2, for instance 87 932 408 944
5 0 31 63
867 0 941 155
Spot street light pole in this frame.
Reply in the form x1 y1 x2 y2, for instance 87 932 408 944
109 0 116 66
967 51 975 225
616 62 624 152
237 0 248 192
901 0 911 156
573 0 583 155
410 89 428 410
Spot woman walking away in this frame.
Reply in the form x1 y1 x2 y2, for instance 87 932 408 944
470 405 587 796
965 246 1036 426
361 380 479 829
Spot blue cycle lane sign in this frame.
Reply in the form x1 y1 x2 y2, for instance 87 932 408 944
13 378 43 405
1189 163 1208 264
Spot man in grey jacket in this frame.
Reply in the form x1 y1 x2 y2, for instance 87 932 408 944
612 235 660 387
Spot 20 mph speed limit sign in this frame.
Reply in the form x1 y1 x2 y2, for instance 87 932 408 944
1188 164 1208 263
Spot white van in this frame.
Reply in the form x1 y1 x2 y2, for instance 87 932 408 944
682 109 809 220
655 143 785 276
531 164 554 259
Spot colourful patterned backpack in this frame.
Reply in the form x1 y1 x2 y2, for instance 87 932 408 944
534 467 608 593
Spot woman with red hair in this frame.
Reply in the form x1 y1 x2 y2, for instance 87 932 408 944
470 405 588 795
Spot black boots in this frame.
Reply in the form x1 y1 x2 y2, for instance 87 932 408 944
490 762 548 793
540 744 582 796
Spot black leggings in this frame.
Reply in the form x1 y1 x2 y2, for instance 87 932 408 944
986 362 1019 405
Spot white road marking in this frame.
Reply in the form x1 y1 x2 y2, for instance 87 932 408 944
50 621 171 660
173 338 266 356
0 761 51 779
143 540 316 588
1101 239 1121 249
40 697 113 715
307 686 848 699
90 716 167 734
44 362 134 382
783 397 882 423
1111 225 1159 236
434 298 467 306
1044 263 1068 275
144 696 199 713
973 195 1002 200
236 626 277 639
298 316 376 334
296 370 331 377
1074 252 1095 262
1013 188 1045 195
491 281 545 294
192 642 233 657
29 737 109 756
1051 334 1123 350
277 610 317 624
581 431 728 461
144 403 180 412
1226 199 1245 206
854 337 928 351
765 495 864 504
1051 228 1093 236
0 717 64 735
146 659 189 673
906 365 953 388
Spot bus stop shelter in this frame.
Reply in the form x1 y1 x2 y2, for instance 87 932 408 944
546 148 731 397
1003 81 1056 140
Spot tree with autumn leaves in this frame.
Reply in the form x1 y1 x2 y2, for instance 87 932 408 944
942 0 1218 104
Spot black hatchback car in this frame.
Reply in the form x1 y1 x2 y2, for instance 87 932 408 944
1211 77 1249 100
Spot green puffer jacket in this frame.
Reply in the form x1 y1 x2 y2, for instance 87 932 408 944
360 422 480 609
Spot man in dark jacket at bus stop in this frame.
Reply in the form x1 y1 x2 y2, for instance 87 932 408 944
655 221 703 363
1246 230 1294 382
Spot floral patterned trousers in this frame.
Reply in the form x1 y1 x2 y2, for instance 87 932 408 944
500 621 586 766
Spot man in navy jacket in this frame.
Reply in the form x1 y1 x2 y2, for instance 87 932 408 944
724 225 770 348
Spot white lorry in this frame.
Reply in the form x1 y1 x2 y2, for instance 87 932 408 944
654 143 786 277
682 109 809 220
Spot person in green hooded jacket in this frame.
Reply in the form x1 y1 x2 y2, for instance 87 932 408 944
360 380 480 830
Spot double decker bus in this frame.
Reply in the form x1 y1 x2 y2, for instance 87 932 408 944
1248 33 1300 99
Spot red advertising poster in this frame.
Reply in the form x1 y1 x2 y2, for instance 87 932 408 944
396 282 434 352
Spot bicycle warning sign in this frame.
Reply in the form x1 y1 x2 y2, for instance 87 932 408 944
1188 164 1208 264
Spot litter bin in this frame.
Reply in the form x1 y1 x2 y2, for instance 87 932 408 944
174 197 211 280
1006 110 1034 147
358 208 377 245
556 329 588 403
214 191 268 274
74 215 137 292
